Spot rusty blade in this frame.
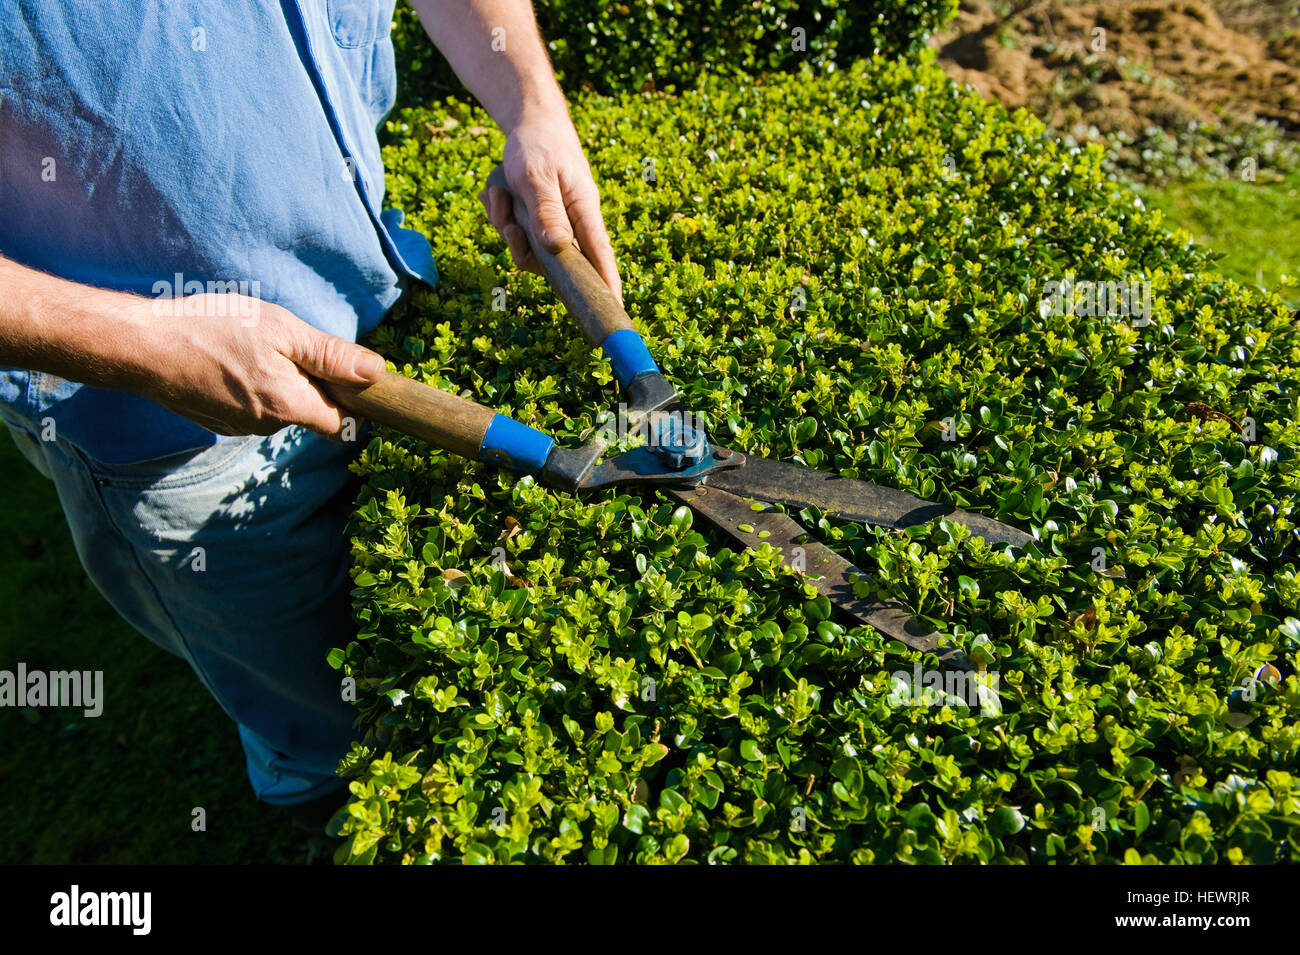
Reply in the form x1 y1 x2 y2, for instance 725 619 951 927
702 450 1034 550
667 483 970 669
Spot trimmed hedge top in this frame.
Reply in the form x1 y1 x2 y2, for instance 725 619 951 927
331 53 1300 864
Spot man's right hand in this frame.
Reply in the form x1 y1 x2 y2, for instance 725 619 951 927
0 254 384 444
0 253 385 441
138 293 387 439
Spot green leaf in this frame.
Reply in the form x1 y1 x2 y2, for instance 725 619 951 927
989 807 1026 837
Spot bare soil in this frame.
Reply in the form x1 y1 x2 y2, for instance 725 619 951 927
934 0 1300 138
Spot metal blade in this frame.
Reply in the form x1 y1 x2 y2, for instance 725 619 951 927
580 444 742 490
668 484 971 669
702 450 1034 550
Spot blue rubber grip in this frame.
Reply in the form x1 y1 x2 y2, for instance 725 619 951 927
600 328 659 387
478 414 555 474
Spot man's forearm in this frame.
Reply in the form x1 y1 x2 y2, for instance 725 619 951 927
0 254 154 392
409 1 623 296
410 0 570 133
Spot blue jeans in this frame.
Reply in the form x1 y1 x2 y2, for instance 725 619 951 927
2 410 364 805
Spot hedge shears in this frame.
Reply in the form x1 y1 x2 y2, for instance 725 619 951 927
327 168 1034 671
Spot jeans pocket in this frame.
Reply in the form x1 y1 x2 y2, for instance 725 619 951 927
83 432 267 491
2 417 53 479
326 0 394 49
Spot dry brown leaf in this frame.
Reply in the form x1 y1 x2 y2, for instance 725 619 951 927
1069 607 1099 630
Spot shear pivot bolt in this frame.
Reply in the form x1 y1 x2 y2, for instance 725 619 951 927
654 417 708 470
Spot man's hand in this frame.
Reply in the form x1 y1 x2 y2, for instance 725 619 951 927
479 113 622 302
0 253 385 440
139 295 387 438
410 0 622 300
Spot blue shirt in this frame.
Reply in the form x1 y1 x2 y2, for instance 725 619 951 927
0 0 437 462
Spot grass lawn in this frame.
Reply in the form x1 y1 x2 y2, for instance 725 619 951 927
1135 169 1300 306
0 430 325 864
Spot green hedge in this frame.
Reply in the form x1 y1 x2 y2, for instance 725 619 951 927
391 0 959 104
329 53 1300 864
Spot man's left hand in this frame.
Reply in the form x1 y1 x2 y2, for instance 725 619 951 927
479 113 623 303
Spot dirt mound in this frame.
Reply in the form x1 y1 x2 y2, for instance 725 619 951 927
935 0 1300 138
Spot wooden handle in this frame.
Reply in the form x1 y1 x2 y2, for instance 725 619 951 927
486 165 633 346
325 370 495 459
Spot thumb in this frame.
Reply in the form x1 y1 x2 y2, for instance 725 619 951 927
525 172 574 252
284 325 386 386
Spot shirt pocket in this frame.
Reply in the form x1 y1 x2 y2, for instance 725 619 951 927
326 0 394 49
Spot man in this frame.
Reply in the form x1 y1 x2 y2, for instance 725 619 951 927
0 1 619 812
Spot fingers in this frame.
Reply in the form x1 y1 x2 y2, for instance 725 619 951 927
480 185 539 273
281 320 386 386
563 184 623 303
520 165 574 253
502 220 536 272
272 314 382 438
288 380 352 439
481 169 623 301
